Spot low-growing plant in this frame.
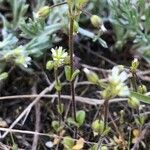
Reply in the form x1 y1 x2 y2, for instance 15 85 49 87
0 0 150 149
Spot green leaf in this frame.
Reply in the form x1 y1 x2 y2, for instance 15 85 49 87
63 136 74 150
65 66 72 81
71 69 80 81
67 117 78 127
76 110 86 127
130 91 150 104
52 121 59 131
57 103 64 114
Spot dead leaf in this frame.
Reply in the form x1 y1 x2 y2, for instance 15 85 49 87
72 138 84 150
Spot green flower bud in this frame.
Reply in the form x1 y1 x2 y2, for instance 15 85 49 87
90 15 103 28
130 58 139 72
101 146 108 150
137 85 147 94
128 97 140 109
91 119 104 134
36 6 51 19
46 60 54 70
83 68 99 85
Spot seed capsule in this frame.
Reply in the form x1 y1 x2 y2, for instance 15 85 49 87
90 15 103 28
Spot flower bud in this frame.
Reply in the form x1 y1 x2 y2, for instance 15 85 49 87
101 146 108 150
130 58 139 72
90 15 103 28
137 84 147 94
46 60 54 70
83 68 99 85
36 6 51 19
128 97 140 109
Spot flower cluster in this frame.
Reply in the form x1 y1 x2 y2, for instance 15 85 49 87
46 47 68 70
4 46 31 68
103 65 130 99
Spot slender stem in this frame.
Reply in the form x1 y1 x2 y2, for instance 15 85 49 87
132 73 138 91
97 100 109 150
69 17 77 122
54 68 62 124
103 100 109 130
49 2 67 9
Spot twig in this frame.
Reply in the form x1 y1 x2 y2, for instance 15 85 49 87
0 128 97 145
1 82 55 139
0 94 125 105
0 92 149 105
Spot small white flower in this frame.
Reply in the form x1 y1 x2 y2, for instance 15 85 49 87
109 66 130 97
15 55 31 68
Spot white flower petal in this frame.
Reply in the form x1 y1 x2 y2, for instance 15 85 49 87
112 66 119 76
118 86 130 96
51 48 56 56
119 71 128 82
